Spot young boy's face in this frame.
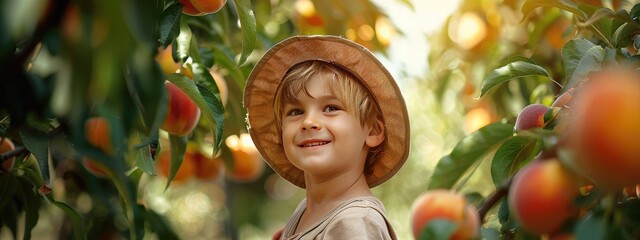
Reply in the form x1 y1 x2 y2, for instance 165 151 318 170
280 73 375 181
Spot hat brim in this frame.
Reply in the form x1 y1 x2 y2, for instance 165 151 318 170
244 35 410 188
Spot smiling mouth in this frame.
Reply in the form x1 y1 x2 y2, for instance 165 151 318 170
299 141 330 147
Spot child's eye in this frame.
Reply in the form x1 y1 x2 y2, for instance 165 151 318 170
324 105 341 112
287 109 303 116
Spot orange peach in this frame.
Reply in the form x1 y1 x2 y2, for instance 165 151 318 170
562 68 640 188
409 190 480 240
1 138 16 171
508 159 580 235
156 45 180 76
156 150 195 184
161 81 201 136
225 134 264 182
185 143 223 181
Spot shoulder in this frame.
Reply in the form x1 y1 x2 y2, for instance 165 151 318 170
322 198 395 239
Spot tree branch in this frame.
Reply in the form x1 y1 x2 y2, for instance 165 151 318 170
477 177 513 222
0 146 29 162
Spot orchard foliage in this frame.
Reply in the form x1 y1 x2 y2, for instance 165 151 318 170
0 0 254 238
417 0 640 239
0 0 394 239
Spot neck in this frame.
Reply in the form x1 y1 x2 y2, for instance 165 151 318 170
304 171 372 211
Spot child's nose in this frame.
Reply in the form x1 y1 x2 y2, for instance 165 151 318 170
301 115 320 131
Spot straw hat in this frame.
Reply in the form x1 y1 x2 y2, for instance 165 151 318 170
243 35 410 188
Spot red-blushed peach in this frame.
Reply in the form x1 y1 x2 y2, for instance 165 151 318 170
508 159 580 235
562 68 640 188
161 81 201 136
1 138 16 171
409 189 480 240
515 104 550 131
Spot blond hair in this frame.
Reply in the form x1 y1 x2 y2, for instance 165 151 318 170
273 60 384 169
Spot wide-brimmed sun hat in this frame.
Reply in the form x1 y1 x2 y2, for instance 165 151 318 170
243 35 410 188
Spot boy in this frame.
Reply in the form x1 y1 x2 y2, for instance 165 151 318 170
244 35 410 239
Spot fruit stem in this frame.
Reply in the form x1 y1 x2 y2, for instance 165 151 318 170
477 177 513 222
0 146 29 162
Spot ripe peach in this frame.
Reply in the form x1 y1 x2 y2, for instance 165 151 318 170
225 134 264 182
562 69 640 188
185 143 223 181
508 159 580 235
515 103 551 131
179 0 227 16
161 81 201 136
156 150 195 184
156 45 180 76
83 117 112 177
1 138 16 171
409 190 480 240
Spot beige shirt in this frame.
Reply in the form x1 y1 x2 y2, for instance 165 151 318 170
280 196 397 240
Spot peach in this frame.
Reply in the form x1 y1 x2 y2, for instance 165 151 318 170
156 149 195 184
508 159 580 235
409 190 480 240
514 103 550 131
1 138 16 171
179 0 227 16
156 45 180 76
161 81 201 136
225 134 264 182
562 68 640 188
185 143 223 181
83 117 112 177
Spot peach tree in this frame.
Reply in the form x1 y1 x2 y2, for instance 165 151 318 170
0 0 258 238
413 0 640 239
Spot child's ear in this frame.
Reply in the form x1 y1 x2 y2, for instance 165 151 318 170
366 120 385 148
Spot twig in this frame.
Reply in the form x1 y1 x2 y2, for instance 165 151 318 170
477 177 513 222
0 146 29 163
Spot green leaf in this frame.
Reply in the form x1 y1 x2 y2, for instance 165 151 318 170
158 2 183 48
45 194 86 240
490 135 542 186
428 123 514 190
232 0 256 65
419 219 457 240
134 131 156 175
480 60 549 97
19 128 50 185
18 177 41 240
176 19 192 62
167 73 224 153
0 173 18 212
166 134 188 190
146 209 180 240
562 38 605 90
575 213 606 240
521 0 583 20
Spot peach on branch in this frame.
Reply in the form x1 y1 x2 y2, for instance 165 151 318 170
514 103 552 131
409 189 480 240
1 138 16 171
561 68 640 188
161 81 201 136
185 143 223 181
508 159 580 235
